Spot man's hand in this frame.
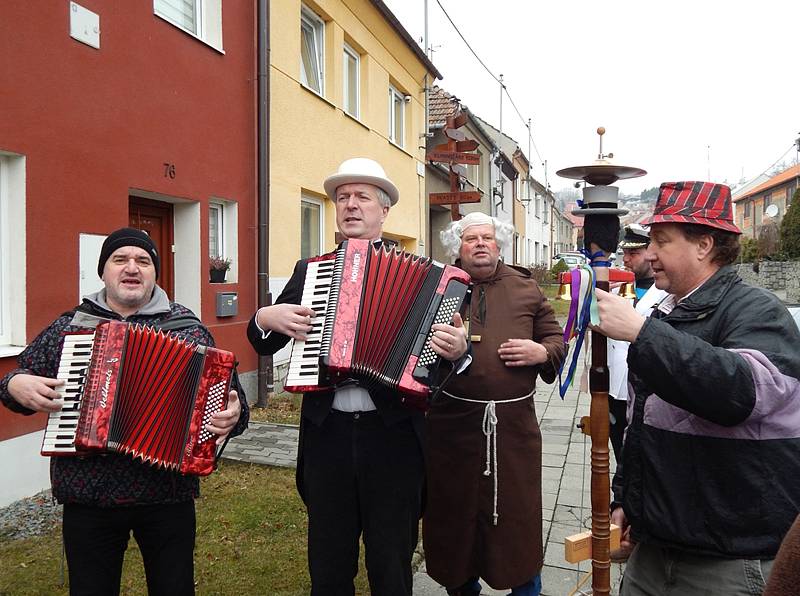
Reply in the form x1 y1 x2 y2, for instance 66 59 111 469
430 312 468 362
206 390 242 445
498 339 548 367
593 288 646 342
7 374 64 413
610 506 635 562
256 303 316 340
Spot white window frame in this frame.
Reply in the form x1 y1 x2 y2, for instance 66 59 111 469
0 153 26 352
208 198 238 282
209 201 224 259
343 43 360 118
300 196 324 260
155 0 202 37
0 160 9 347
153 0 223 51
300 6 325 95
388 85 405 148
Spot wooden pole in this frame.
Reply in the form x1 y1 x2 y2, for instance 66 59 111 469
589 243 611 596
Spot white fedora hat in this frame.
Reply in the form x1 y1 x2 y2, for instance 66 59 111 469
323 157 400 205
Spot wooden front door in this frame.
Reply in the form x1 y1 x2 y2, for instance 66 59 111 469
129 197 174 299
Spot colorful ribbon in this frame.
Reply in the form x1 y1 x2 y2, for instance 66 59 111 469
557 264 596 398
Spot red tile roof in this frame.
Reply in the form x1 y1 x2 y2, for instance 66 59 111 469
428 85 460 128
733 164 800 202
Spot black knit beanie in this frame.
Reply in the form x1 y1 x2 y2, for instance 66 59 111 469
97 228 160 279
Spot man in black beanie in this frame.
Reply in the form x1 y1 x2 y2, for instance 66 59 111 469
0 226 249 595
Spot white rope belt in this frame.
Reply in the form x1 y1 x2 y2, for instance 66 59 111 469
442 389 535 526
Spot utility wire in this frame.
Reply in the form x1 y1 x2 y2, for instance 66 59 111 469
750 144 796 182
435 0 546 169
435 0 501 85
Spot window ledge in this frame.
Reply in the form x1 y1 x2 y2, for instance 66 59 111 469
343 111 370 131
388 140 415 159
299 83 336 109
0 345 25 359
154 13 225 54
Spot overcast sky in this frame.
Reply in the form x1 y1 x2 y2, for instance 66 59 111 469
383 0 800 195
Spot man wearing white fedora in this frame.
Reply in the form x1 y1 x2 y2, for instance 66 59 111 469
247 157 467 595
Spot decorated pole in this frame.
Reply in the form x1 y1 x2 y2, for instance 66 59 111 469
557 128 646 595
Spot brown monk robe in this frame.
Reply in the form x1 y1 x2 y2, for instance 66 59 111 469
424 261 565 590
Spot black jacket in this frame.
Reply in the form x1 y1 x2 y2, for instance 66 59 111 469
0 288 249 506
614 266 800 557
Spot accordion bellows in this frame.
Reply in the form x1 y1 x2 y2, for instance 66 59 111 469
42 320 234 476
286 239 471 409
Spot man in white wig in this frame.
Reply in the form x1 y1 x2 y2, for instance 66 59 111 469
423 212 566 596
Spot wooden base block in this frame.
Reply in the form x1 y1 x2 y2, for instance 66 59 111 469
564 524 621 563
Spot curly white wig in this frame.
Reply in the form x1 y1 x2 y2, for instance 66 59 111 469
440 212 515 259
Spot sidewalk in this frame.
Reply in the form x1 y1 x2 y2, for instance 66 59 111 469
223 372 624 596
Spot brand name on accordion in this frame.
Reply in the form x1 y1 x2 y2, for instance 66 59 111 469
100 358 118 408
350 252 362 283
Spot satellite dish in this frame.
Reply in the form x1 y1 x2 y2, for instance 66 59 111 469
765 204 779 218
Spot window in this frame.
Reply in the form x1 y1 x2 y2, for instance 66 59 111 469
155 0 201 35
543 196 549 224
301 197 323 260
468 150 484 190
0 160 9 346
153 0 223 50
209 202 224 258
389 85 405 147
763 194 772 214
744 202 751 218
0 153 25 350
300 6 325 95
208 199 238 282
535 193 541 218
343 43 360 118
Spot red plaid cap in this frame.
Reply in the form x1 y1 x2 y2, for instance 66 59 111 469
641 181 741 234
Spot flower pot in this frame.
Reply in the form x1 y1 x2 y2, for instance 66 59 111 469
210 269 227 283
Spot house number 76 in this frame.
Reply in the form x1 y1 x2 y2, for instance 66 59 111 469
163 163 176 179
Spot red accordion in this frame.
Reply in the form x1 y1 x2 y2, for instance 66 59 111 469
285 239 471 409
42 320 234 476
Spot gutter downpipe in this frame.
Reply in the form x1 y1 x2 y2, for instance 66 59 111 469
255 0 273 408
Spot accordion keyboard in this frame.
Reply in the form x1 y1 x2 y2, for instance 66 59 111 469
286 259 335 390
42 333 95 454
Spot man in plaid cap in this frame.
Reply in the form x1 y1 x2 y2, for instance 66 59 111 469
594 182 800 594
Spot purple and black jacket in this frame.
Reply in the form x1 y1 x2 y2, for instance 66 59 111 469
613 266 800 558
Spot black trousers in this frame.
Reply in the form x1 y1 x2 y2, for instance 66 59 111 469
608 396 628 464
62 501 196 596
303 410 424 596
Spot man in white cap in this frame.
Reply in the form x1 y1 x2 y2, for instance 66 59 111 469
424 212 565 596
247 158 467 595
607 224 667 465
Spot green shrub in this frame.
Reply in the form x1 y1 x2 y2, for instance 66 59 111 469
528 263 551 284
740 237 758 263
780 189 800 258
550 259 569 278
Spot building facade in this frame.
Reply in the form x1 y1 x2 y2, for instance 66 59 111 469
0 0 257 505
733 165 799 239
268 0 440 368
425 87 496 263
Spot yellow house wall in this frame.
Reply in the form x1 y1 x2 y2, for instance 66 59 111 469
269 0 433 277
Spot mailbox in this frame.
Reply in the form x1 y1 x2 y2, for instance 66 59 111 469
216 292 238 317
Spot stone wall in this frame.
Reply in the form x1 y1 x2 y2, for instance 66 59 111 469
735 261 800 302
